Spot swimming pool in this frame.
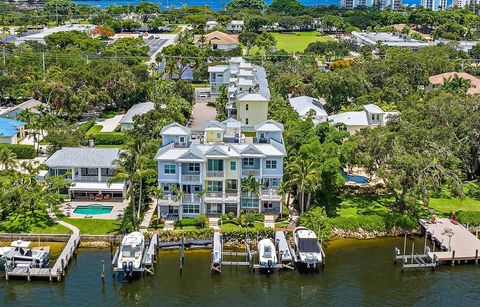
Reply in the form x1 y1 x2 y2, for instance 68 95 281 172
73 204 114 215
341 169 370 184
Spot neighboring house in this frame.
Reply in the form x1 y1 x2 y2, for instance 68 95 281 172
15 24 95 45
434 39 477 53
288 96 328 125
0 117 25 144
226 20 244 32
193 31 239 51
0 98 45 119
119 101 156 131
208 57 271 127
44 147 126 201
328 104 398 134
428 72 480 95
205 21 219 31
352 32 429 52
155 119 286 219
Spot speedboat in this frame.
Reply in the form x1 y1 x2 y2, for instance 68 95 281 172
1 240 49 268
257 238 277 273
293 227 323 269
116 232 145 278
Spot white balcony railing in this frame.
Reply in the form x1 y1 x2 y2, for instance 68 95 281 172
205 192 239 201
242 169 260 177
206 171 224 178
181 193 201 204
72 176 112 183
260 189 281 199
181 174 200 182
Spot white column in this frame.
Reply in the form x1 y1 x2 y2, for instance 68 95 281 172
71 168 75 180
98 167 101 182
178 163 182 182
259 159 263 178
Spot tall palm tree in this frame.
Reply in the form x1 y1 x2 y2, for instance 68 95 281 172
443 75 471 94
287 159 320 215
108 139 156 229
148 186 165 225
0 147 17 171
241 174 261 212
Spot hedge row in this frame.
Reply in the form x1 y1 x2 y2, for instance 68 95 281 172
157 229 213 242
78 120 95 135
92 132 126 145
0 144 35 159
456 211 480 226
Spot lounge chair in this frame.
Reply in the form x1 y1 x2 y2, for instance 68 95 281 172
104 194 111 200
95 194 103 201
89 194 95 200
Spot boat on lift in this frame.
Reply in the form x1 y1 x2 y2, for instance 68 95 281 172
293 227 324 269
116 232 145 278
257 238 278 273
1 240 49 268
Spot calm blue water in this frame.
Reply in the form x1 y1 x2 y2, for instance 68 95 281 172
74 0 420 10
341 169 369 184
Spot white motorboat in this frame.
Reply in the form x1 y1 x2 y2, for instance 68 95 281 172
116 232 145 277
293 227 323 268
257 238 277 272
1 240 49 268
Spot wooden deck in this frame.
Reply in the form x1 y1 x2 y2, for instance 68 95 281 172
421 218 480 263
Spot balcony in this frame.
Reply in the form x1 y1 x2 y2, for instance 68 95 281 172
242 169 260 177
260 189 281 201
205 192 239 202
181 174 200 182
206 170 224 178
181 193 201 204
72 176 112 183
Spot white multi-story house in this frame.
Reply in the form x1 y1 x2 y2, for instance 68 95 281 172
155 119 286 220
208 57 271 127
226 20 244 32
288 96 328 125
44 147 126 201
328 104 398 134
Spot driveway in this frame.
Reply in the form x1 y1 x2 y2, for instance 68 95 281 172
97 115 123 132
190 101 217 130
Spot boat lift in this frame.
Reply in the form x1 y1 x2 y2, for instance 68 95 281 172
111 234 159 278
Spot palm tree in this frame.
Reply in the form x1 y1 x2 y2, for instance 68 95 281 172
241 174 261 212
287 159 320 215
149 186 165 225
443 75 471 94
108 139 156 229
0 147 17 171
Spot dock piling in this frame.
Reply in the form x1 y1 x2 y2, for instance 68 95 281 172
476 250 478 265
101 260 105 281
451 250 455 266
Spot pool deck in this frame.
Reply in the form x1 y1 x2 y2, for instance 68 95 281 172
59 201 127 220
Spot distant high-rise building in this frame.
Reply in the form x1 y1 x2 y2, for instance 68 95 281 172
422 0 447 10
453 0 480 7
341 0 400 10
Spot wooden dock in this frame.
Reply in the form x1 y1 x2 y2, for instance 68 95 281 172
421 218 480 264
5 233 80 281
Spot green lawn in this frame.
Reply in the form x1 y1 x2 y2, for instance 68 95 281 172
249 32 332 54
99 110 118 119
95 144 125 149
86 125 103 136
63 218 122 235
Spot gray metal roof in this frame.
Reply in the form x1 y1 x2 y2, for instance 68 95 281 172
120 102 155 124
44 147 120 168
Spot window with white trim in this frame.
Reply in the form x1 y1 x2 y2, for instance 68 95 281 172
164 164 176 174
188 163 200 172
183 204 200 214
266 160 277 169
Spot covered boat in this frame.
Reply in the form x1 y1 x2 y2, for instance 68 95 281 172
116 232 145 277
1 240 49 268
293 227 323 269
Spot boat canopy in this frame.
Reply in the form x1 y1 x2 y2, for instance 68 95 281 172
297 238 321 253
10 240 31 248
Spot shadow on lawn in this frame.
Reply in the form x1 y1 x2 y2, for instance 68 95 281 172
325 194 396 218
0 211 57 233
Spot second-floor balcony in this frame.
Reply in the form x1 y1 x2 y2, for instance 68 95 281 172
242 168 260 177
205 192 239 202
72 175 112 183
260 189 281 200
181 193 202 204
181 174 201 182
206 170 224 178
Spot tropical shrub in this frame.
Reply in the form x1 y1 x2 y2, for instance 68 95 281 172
93 132 127 145
299 207 332 240
78 120 95 135
456 211 480 226
0 144 35 159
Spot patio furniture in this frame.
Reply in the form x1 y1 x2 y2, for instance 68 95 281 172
104 194 111 200
89 194 95 200
95 194 103 201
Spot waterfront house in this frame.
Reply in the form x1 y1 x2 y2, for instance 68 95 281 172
44 147 126 201
0 117 25 144
0 98 45 119
328 104 398 134
193 31 239 51
208 57 271 127
155 119 286 220
288 96 328 125
119 102 155 131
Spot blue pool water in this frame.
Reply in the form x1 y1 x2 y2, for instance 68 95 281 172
341 169 369 184
73 204 114 215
